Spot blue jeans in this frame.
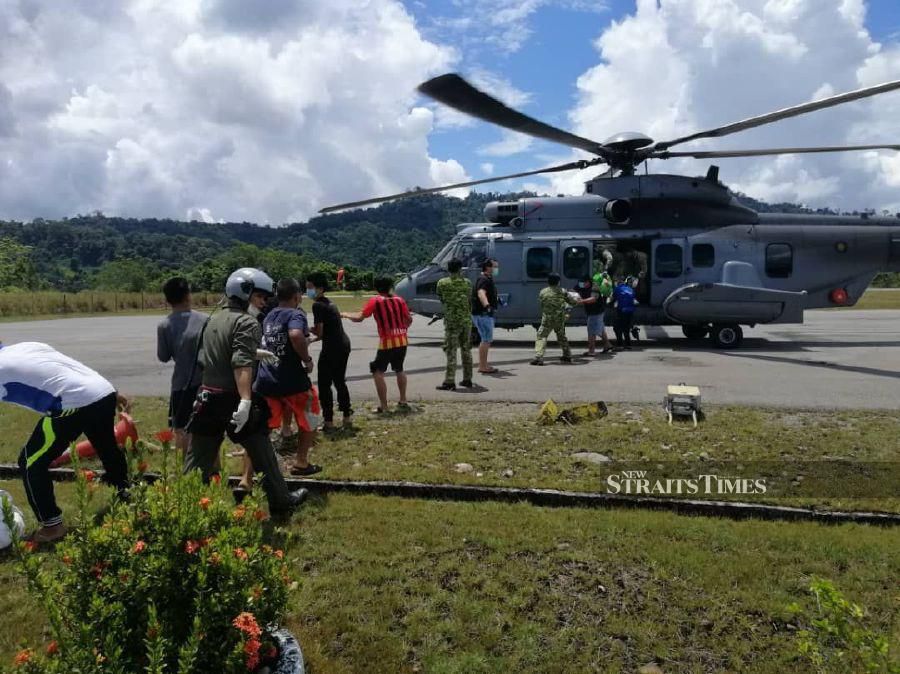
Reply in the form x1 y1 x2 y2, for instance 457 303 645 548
472 315 494 342
586 313 605 337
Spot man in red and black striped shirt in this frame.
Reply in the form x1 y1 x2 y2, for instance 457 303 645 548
342 276 413 413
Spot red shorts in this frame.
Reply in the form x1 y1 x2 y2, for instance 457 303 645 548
264 388 322 433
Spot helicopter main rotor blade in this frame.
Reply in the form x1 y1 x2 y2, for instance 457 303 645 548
319 159 599 214
653 79 900 152
419 73 606 155
652 143 900 159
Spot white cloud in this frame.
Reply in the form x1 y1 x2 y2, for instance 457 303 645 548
0 0 468 223
480 162 495 175
543 0 900 211
431 0 609 53
479 130 534 157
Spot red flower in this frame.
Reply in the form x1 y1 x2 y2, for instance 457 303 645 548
91 562 107 579
22 541 37 553
199 497 211 510
233 547 248 561
211 474 221 485
244 637 262 670
154 429 175 444
13 649 31 665
253 509 267 522
233 505 246 520
137 461 149 473
184 540 201 555
132 540 146 554
273 549 284 560
232 612 262 638
62 554 73 566
82 469 96 483
46 641 59 656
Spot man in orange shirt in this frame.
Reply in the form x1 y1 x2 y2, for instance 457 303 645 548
342 276 412 413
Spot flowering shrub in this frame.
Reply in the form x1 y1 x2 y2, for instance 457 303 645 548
1 438 293 673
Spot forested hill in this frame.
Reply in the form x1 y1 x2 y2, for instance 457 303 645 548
0 190 895 293
0 192 527 292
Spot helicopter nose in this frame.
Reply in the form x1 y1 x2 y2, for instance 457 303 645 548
395 275 414 302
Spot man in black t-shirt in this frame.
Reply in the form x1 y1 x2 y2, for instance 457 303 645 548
471 258 500 374
307 272 353 432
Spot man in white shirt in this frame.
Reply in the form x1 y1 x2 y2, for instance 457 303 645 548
0 341 130 544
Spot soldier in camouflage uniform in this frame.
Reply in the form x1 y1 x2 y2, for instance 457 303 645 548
435 258 474 390
531 273 581 365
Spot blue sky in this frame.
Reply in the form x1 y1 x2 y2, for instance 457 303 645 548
408 0 900 195
2 0 900 222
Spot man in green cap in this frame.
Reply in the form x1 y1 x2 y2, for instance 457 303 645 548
530 273 582 366
435 257 474 390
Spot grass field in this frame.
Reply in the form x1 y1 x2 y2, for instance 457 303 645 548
844 288 900 310
0 399 896 514
0 483 897 673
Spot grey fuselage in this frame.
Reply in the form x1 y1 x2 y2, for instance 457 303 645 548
395 173 900 329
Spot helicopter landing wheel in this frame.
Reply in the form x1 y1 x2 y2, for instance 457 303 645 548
709 323 743 349
681 324 709 340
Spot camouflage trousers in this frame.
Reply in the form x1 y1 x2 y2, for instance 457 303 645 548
534 315 570 358
443 320 473 383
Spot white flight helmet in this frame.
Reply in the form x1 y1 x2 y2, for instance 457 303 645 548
225 267 275 302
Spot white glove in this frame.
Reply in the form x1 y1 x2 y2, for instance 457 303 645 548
256 348 278 365
231 399 253 433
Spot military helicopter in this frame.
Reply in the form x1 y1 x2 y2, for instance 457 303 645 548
322 74 900 348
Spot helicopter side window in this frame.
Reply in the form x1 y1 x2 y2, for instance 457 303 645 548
654 243 683 278
457 240 488 269
692 244 715 268
766 243 793 278
563 246 590 279
526 247 554 279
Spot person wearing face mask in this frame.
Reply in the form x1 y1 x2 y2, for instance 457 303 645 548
471 258 500 374
185 268 308 514
306 272 353 432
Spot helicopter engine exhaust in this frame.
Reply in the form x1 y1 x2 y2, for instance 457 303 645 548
604 199 631 224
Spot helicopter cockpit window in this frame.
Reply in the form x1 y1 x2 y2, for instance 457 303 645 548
766 243 793 278
432 241 457 266
563 246 590 279
526 247 554 279
457 240 488 269
654 243 683 278
692 244 715 268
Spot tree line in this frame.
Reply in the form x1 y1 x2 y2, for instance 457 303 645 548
0 191 896 293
